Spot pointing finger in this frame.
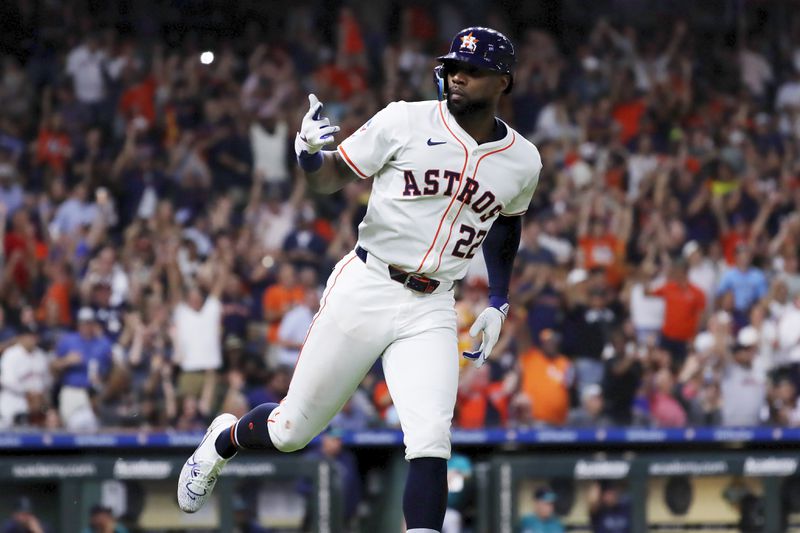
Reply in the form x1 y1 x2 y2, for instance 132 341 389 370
305 102 323 122
308 94 323 120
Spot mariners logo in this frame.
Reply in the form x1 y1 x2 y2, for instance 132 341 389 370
459 32 479 53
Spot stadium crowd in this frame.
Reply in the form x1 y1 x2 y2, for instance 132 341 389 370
1 0 800 435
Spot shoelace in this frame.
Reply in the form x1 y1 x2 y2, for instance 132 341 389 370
189 459 222 491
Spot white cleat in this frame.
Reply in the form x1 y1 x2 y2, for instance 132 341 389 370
177 413 238 513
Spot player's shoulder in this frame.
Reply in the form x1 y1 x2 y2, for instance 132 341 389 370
383 99 439 116
366 100 413 126
368 100 439 131
501 122 542 175
401 99 440 109
505 123 542 162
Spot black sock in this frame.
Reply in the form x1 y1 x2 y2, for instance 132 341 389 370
403 457 447 531
214 402 279 458
214 424 238 459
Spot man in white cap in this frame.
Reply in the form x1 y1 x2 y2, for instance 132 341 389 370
683 240 718 310
720 326 766 426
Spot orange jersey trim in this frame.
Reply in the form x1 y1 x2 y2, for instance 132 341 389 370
337 145 370 178
416 102 469 272
432 132 516 273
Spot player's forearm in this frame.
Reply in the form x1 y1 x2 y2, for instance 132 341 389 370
482 214 522 306
303 151 359 194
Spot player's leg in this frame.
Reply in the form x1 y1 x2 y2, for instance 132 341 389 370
259 309 387 452
382 313 459 533
213 304 385 460
241 252 393 452
178 252 391 512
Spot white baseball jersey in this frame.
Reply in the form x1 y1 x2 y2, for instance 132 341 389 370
0 343 50 426
337 100 541 282
267 100 542 463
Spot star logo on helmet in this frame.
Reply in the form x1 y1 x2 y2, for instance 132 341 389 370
459 32 479 53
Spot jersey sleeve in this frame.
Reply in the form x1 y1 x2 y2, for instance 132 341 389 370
337 102 407 179
501 150 542 216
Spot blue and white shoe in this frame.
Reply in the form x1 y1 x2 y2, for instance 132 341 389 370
177 413 237 513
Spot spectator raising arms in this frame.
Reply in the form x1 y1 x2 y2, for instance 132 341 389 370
168 241 230 418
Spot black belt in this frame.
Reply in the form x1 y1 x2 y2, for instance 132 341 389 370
355 246 441 294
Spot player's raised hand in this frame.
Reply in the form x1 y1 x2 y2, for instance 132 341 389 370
462 302 509 368
295 93 340 157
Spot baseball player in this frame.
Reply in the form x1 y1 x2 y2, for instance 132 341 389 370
178 26 541 533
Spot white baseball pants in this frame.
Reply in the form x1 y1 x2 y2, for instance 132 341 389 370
267 249 459 460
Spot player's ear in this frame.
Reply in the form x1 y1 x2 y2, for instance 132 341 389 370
501 74 512 94
494 74 510 95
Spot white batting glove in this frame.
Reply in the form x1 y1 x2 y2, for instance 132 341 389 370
294 94 340 156
462 303 510 368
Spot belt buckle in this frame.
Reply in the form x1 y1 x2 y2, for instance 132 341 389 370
404 274 436 294
403 275 419 291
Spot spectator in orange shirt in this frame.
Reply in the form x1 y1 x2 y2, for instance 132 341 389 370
35 112 72 175
36 261 73 326
514 329 574 426
611 74 646 143
456 363 509 429
118 69 156 128
3 210 44 291
648 259 706 369
577 191 632 288
262 262 305 366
